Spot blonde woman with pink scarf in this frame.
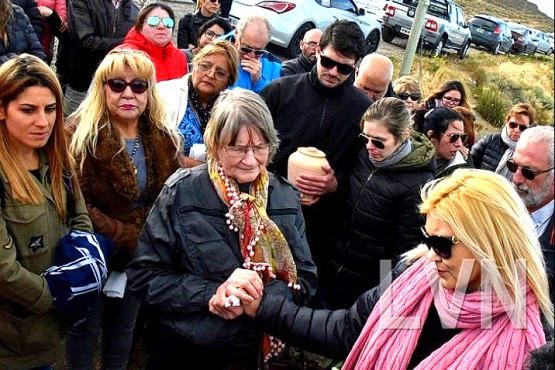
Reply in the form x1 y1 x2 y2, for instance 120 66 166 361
239 168 553 370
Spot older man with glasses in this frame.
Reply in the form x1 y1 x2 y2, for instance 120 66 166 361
260 20 371 309
281 28 323 76
510 125 554 302
221 14 282 93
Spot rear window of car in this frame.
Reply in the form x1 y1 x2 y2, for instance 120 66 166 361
471 17 498 32
390 0 449 18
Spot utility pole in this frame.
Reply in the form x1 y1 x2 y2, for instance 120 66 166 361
399 0 430 76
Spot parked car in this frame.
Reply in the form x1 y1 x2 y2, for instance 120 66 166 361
468 14 513 54
381 0 471 58
229 0 382 58
530 29 553 55
508 22 536 55
354 0 387 23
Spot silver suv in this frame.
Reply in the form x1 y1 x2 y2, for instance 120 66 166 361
382 0 471 58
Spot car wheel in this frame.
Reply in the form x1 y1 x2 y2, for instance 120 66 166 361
364 29 381 55
458 40 470 58
548 48 553 55
382 26 395 43
431 38 445 57
286 23 313 59
491 43 500 55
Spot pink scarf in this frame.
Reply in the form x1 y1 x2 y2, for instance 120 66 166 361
343 258 546 370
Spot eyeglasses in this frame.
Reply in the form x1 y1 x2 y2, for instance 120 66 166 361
106 78 149 94
398 92 421 101
145 16 175 29
442 132 468 144
421 226 459 259
319 54 355 75
508 121 529 131
240 45 266 57
197 62 229 81
204 29 223 39
506 159 554 180
442 96 461 105
224 144 271 158
304 41 319 48
359 133 385 150
209 0 221 3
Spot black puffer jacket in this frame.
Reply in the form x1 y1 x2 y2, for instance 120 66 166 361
11 0 43 42
329 132 436 308
177 11 217 49
469 132 507 172
281 55 314 76
67 0 139 91
0 5 46 64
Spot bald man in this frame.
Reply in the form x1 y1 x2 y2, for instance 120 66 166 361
281 28 323 76
354 53 396 101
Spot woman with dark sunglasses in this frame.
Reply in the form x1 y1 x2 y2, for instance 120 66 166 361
120 3 188 82
392 75 422 113
64 49 183 369
470 102 536 180
177 0 221 49
422 107 473 179
229 169 553 370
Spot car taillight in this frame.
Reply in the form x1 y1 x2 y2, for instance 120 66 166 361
385 5 395 17
257 1 295 13
425 19 438 32
493 26 500 34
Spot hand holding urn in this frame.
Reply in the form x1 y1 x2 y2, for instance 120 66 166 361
287 147 329 202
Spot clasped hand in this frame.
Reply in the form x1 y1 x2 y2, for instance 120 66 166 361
209 268 264 320
295 164 338 206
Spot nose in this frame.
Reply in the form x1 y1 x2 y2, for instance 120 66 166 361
241 149 257 164
425 247 441 262
36 111 49 126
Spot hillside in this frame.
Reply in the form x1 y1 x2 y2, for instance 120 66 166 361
457 0 554 32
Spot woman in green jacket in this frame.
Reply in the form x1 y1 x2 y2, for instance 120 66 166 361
0 53 92 370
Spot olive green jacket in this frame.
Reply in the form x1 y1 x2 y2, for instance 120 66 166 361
0 153 92 370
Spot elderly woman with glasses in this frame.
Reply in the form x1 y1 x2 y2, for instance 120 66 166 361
470 102 536 180
422 107 473 178
392 75 422 113
65 49 183 369
157 39 238 167
126 88 317 369
120 2 188 82
234 168 553 370
178 0 221 49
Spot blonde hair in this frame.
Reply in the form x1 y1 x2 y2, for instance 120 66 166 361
392 75 421 96
203 88 279 162
0 54 72 220
506 102 536 126
69 48 181 171
404 168 553 328
192 39 239 87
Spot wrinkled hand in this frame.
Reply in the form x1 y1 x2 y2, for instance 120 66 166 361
295 164 338 206
208 269 263 320
241 55 262 83
242 294 262 318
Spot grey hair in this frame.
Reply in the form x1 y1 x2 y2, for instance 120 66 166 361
518 125 554 168
235 14 271 44
203 88 280 162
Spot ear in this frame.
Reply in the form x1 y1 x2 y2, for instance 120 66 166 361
402 128 410 142
426 130 434 140
0 102 5 121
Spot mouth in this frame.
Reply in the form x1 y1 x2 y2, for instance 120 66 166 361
121 104 136 110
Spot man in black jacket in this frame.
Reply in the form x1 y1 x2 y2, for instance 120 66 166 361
281 28 322 77
261 20 371 308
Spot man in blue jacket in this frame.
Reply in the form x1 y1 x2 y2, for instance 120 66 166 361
222 14 281 93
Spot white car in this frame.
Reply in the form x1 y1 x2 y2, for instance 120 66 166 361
229 0 382 58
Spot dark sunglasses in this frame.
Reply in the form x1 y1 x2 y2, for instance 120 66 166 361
240 45 266 56
398 92 421 101
209 0 221 3
106 79 149 94
421 226 459 259
506 159 554 180
146 16 175 29
359 133 385 150
319 54 355 75
508 121 529 131
442 132 469 144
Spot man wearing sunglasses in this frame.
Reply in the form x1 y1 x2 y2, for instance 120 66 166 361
221 14 282 93
353 53 396 101
511 125 554 302
423 107 473 179
63 0 139 117
281 28 323 77
260 20 371 308
470 102 535 180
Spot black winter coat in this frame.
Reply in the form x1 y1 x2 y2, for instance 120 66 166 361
11 0 43 42
281 54 314 77
0 5 46 64
177 11 217 49
329 132 436 308
469 132 507 171
67 0 139 91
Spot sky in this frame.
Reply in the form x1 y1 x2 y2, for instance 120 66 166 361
528 0 554 19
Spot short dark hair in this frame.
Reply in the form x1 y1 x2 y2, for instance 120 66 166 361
423 107 464 139
135 3 175 33
319 20 365 62
197 17 233 43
